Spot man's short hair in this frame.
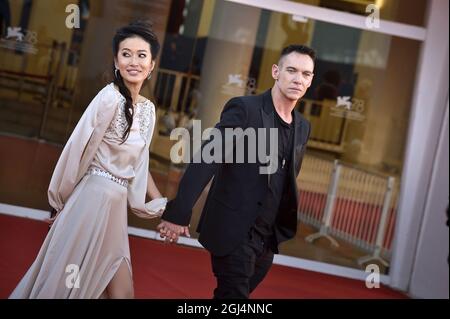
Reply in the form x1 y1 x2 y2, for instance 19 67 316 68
279 44 316 65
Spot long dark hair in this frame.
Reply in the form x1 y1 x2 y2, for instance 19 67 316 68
112 20 160 142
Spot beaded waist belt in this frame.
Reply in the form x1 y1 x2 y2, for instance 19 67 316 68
86 167 129 188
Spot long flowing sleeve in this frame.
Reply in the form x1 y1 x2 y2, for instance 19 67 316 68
48 85 121 212
127 101 163 218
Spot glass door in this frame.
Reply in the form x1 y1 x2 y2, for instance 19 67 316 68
150 0 424 275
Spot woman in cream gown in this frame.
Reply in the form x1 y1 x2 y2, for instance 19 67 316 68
10 21 169 299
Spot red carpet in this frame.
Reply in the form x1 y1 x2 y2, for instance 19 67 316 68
0 214 407 299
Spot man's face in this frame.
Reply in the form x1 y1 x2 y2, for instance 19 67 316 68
272 52 314 102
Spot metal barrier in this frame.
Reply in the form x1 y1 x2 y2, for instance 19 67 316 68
298 155 398 267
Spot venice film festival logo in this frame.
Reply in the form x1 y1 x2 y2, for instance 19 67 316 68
0 26 38 54
0 4 82 54
330 96 366 122
222 73 257 96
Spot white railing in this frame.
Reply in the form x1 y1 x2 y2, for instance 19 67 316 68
153 68 200 114
298 155 399 267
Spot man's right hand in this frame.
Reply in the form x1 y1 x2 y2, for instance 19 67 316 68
157 219 190 244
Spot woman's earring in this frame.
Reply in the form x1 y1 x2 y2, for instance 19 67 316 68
115 68 120 79
147 72 152 80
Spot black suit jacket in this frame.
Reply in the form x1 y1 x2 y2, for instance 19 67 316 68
162 90 311 256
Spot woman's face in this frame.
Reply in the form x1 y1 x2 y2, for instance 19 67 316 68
115 36 155 86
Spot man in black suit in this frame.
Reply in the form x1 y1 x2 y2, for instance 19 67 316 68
158 45 316 298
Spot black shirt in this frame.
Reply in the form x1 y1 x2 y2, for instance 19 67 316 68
254 100 294 240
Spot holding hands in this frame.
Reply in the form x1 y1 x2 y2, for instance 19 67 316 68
157 220 190 243
145 193 190 243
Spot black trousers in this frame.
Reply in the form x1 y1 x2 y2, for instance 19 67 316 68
211 227 274 299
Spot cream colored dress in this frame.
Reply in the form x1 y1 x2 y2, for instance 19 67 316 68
10 83 160 299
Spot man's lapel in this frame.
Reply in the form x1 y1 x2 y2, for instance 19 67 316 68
290 111 303 203
291 111 302 173
261 90 275 187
